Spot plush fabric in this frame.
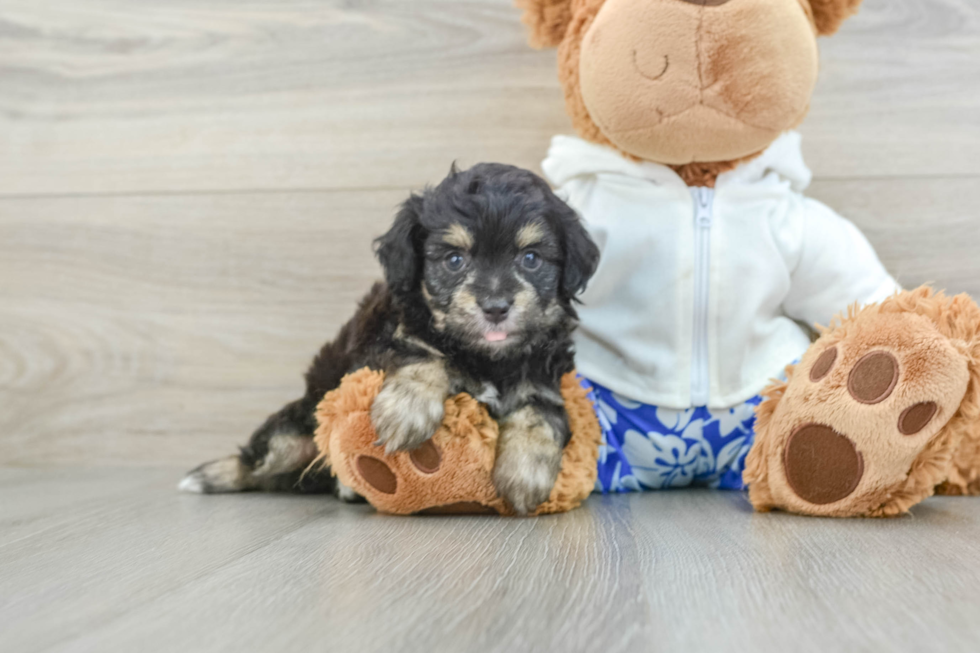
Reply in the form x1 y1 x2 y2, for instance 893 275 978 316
528 0 819 180
745 288 980 517
516 0 980 517
809 0 863 36
312 369 601 516
576 0 817 164
516 0 575 48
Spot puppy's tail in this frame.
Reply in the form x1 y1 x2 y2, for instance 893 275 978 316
178 454 255 493
178 434 335 494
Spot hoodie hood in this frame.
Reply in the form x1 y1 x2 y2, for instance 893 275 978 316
542 131 812 193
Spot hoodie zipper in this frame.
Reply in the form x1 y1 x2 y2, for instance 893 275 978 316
690 187 713 407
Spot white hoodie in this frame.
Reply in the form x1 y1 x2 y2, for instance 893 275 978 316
542 132 899 410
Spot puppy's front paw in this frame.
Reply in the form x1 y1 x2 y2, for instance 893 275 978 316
370 379 446 454
493 445 561 515
493 405 565 515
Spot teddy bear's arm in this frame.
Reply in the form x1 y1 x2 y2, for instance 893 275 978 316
781 197 901 329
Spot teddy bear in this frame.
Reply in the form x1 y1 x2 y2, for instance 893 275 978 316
513 0 980 516
315 0 980 517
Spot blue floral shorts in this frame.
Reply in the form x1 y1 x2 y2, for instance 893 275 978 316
584 379 763 493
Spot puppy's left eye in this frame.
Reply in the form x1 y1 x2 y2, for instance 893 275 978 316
521 251 542 271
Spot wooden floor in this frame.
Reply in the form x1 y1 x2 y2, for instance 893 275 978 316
3 467 980 653
3 0 980 650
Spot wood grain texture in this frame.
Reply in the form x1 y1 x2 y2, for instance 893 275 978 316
2 468 980 653
804 0 980 178
1 0 979 197
3 178 978 468
0 0 568 196
808 177 980 298
0 190 401 466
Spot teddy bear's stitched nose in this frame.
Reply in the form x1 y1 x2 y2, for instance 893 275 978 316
677 0 732 6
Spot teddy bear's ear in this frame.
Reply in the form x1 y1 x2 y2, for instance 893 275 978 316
515 0 575 49
808 0 863 36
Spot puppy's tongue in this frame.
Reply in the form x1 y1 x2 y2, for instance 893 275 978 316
485 331 508 343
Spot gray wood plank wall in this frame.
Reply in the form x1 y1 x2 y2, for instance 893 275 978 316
2 0 979 467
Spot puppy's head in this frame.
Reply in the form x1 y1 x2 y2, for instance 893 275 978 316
375 163 599 357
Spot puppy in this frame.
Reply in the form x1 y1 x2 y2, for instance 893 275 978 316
179 163 599 514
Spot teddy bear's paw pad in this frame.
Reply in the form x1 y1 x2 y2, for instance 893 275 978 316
898 402 939 435
764 311 971 515
808 346 838 382
783 424 864 505
409 441 442 474
355 456 398 494
847 351 900 404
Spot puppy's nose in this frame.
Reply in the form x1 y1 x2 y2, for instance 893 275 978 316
677 0 732 5
481 298 512 324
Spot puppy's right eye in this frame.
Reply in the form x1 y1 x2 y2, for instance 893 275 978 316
444 252 466 273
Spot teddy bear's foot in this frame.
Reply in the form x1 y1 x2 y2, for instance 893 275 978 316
343 435 505 515
312 369 602 516
746 288 980 517
314 368 507 515
935 416 980 497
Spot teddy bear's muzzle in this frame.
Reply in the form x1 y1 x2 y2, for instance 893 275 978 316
577 0 818 164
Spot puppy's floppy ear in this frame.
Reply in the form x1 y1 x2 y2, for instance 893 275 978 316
807 0 863 36
515 0 575 49
550 194 599 300
374 194 425 296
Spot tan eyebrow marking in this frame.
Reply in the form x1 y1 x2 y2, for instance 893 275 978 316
442 223 474 250
516 222 545 249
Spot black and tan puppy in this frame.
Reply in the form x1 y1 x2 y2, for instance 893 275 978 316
179 163 599 513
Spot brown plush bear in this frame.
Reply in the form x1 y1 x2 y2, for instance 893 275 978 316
514 0 980 516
